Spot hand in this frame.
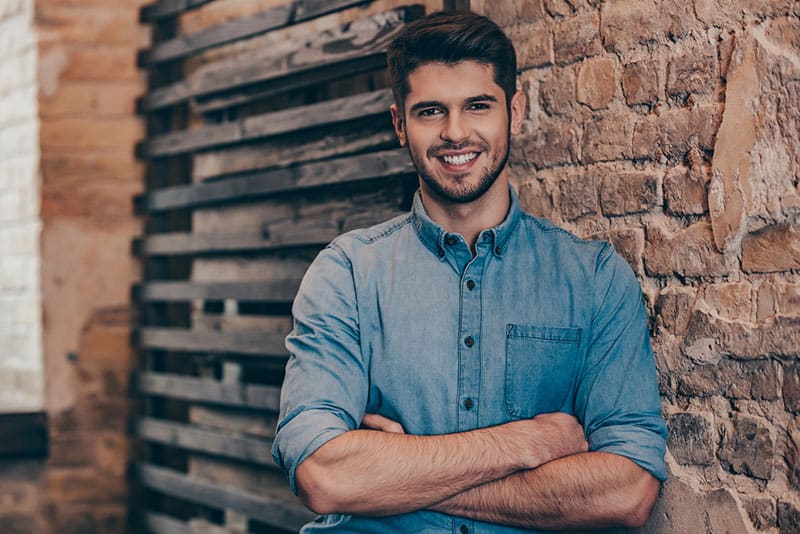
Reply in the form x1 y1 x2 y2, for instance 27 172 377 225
361 413 406 434
529 412 588 465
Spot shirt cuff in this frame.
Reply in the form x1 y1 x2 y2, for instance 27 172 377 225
588 424 668 482
272 408 353 494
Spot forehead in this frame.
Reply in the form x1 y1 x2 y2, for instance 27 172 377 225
405 60 504 105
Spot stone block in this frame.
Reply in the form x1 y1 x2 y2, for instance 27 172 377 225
601 0 695 53
539 66 576 116
633 105 722 162
667 411 716 466
676 359 780 401
666 50 718 98
784 360 800 414
719 414 774 480
559 169 597 220
509 21 553 70
684 308 799 360
778 501 800 534
576 56 616 110
606 228 645 274
520 120 578 168
664 165 709 216
582 113 634 163
742 496 777 531
554 11 602 65
655 286 696 336
519 0 547 22
622 58 662 106
600 170 659 216
742 223 800 273
543 0 572 17
702 282 753 322
644 221 731 277
518 178 559 222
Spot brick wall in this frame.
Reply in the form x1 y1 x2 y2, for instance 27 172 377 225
473 0 800 531
0 0 43 412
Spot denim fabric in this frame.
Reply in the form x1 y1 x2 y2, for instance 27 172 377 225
273 187 667 533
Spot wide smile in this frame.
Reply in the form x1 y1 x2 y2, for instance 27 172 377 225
436 151 481 171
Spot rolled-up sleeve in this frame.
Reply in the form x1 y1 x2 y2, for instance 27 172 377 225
272 243 367 494
576 244 667 482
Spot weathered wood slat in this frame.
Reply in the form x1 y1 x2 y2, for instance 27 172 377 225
139 0 373 66
135 229 332 256
138 327 289 357
138 89 393 158
139 6 422 111
139 0 212 22
137 417 275 465
135 280 301 302
138 463 313 530
0 412 48 458
141 147 412 212
136 372 281 411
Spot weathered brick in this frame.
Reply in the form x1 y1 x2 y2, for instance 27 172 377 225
606 228 645 273
719 414 774 480
600 170 659 216
44 468 127 504
742 496 777 531
559 170 597 220
784 361 800 414
518 0 547 22
543 0 573 17
666 49 718 98
44 503 127 534
655 286 696 336
0 515 42 534
539 66 575 116
582 113 633 163
633 105 722 162
34 5 146 46
520 120 579 168
576 56 616 110
622 58 662 106
684 308 800 360
667 411 716 466
778 501 800 534
554 11 602 65
676 359 780 400
601 0 695 53
664 165 709 215
39 81 142 116
60 48 140 81
509 21 553 70
518 178 559 222
0 481 39 513
40 117 144 150
703 282 753 322
645 222 731 277
694 0 794 28
41 153 143 183
742 223 800 273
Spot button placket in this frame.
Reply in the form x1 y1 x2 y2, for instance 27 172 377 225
457 259 481 432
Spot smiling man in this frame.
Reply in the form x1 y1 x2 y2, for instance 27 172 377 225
272 11 667 533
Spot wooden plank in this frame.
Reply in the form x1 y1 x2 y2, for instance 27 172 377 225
137 327 289 357
140 0 212 22
136 417 275 465
0 412 48 458
136 372 281 411
189 456 291 499
139 511 237 534
139 0 373 66
138 89 393 158
141 147 412 212
139 6 422 111
135 280 301 302
138 463 314 530
190 405 278 439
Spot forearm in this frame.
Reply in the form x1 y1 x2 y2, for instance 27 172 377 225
296 425 528 516
431 451 661 529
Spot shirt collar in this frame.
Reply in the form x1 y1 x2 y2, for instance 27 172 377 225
412 184 523 260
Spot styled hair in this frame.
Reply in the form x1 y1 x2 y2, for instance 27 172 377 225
387 11 517 111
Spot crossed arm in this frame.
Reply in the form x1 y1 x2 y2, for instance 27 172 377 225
294 412 661 529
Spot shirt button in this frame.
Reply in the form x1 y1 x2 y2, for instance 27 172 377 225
460 525 469 534
464 336 474 347
466 279 475 290
445 235 457 246
494 246 502 255
437 247 445 258
464 398 474 410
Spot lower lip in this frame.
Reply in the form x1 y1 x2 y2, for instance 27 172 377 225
438 154 480 172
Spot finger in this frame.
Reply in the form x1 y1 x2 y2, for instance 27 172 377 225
361 413 406 434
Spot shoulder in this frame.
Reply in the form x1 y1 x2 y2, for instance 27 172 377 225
518 211 611 264
326 212 413 259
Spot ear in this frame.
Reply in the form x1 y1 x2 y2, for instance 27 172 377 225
390 103 406 146
509 90 526 136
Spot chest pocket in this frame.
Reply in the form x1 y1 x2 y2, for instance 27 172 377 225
504 324 582 418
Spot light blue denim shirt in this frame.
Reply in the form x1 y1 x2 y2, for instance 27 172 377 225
273 187 667 533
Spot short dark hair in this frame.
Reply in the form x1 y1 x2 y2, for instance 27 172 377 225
387 11 517 111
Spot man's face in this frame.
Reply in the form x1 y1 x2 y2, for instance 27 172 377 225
390 61 525 204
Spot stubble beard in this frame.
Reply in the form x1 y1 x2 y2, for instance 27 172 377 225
408 133 511 204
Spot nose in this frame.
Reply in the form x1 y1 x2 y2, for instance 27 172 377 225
440 111 468 144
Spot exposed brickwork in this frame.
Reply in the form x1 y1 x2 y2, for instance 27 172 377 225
475 0 800 530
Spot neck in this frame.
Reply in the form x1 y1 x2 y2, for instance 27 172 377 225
419 176 511 250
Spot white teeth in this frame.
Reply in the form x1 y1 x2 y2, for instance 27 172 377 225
442 153 478 166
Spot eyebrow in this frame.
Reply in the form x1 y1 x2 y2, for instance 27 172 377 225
409 94 499 113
